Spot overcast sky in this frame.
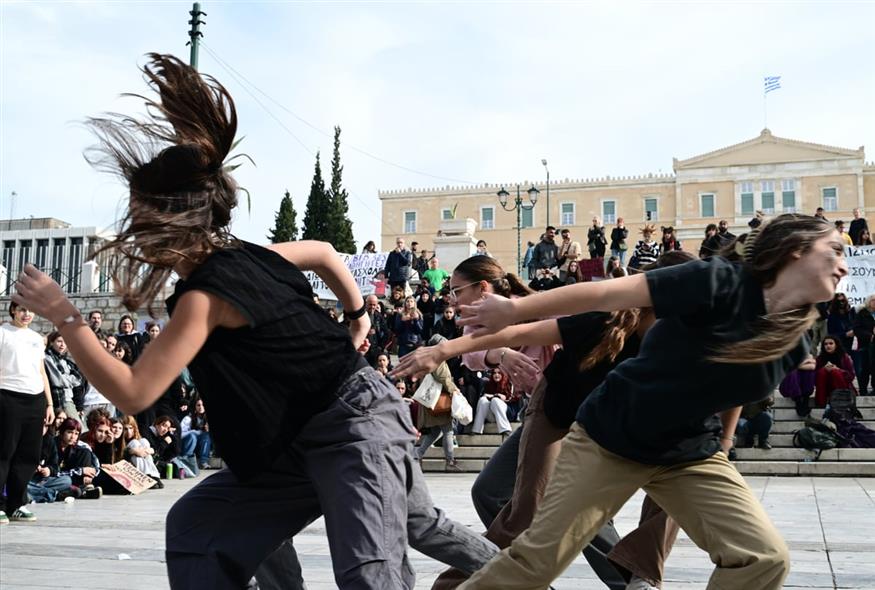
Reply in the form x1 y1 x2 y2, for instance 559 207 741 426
2 1 873 248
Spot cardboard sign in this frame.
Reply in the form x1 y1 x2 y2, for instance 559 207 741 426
100 461 157 495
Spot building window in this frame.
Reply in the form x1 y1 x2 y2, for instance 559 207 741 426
781 179 796 213
51 239 66 284
481 206 495 230
17 240 32 279
560 202 575 226
521 206 534 229
403 211 417 234
1 241 14 293
441 208 453 221
35 239 49 271
761 180 775 214
68 237 83 293
644 198 658 222
822 187 838 212
700 194 715 218
602 200 616 224
739 181 755 216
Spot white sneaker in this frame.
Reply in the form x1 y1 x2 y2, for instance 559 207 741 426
626 576 659 590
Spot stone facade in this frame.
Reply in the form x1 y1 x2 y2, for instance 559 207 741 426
380 130 875 273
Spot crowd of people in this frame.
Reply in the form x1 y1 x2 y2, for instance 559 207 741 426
6 53 875 590
0 304 213 524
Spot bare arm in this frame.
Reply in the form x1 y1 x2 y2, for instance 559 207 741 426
40 360 54 425
719 406 742 453
457 273 652 333
268 241 369 346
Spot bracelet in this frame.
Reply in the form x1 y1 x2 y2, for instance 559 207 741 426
56 312 84 329
345 301 367 321
720 436 736 443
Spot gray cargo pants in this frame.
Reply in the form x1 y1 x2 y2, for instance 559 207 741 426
255 459 500 589
165 367 415 590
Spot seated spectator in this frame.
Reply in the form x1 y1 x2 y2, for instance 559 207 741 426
435 306 461 340
471 369 515 436
143 416 185 479
27 422 76 504
414 335 462 472
736 395 775 450
394 296 424 357
180 397 212 470
826 292 856 355
55 418 102 498
116 314 145 363
779 355 817 416
121 416 162 487
44 331 86 426
104 333 118 353
563 261 584 285
113 341 133 364
815 336 857 408
529 268 562 291
373 352 392 377
609 266 628 279
80 416 117 465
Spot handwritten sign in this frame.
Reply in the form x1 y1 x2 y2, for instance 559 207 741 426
837 245 875 307
304 252 389 301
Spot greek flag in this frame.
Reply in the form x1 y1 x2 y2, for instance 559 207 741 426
764 76 781 94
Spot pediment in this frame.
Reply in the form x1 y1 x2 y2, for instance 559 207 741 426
674 129 864 170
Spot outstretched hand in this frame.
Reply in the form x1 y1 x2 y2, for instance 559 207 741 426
390 346 444 381
455 293 518 335
498 349 541 392
12 264 78 326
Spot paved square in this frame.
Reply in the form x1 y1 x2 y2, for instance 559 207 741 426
1 474 874 589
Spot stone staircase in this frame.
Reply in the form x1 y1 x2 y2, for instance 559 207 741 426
420 396 875 476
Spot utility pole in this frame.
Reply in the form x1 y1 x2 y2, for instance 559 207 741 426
187 2 206 70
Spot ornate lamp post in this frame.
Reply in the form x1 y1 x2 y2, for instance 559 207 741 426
497 184 539 275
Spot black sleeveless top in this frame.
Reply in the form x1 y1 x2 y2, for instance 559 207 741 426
166 241 363 480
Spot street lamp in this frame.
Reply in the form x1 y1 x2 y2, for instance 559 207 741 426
497 184 539 275
541 159 550 226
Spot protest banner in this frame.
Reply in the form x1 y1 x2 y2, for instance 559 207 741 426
837 245 875 307
304 252 389 300
100 461 157 495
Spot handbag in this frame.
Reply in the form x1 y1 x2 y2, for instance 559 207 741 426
412 374 443 410
451 392 473 425
431 391 453 415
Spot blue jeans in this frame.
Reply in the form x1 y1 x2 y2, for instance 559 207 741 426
27 474 73 503
416 423 454 462
737 413 774 446
611 248 626 265
182 430 212 465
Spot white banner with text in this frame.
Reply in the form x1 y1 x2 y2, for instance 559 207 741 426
837 245 875 307
304 252 389 301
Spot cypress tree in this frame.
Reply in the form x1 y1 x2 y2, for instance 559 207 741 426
326 126 356 253
267 190 298 243
301 152 330 240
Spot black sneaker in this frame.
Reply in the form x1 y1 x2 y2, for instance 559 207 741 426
82 486 103 500
149 476 164 489
727 447 738 461
758 440 773 450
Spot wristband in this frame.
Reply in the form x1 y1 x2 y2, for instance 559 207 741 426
345 302 367 321
56 312 85 329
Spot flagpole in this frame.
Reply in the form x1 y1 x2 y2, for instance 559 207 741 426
764 92 768 129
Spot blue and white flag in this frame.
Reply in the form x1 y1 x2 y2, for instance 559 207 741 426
764 76 781 94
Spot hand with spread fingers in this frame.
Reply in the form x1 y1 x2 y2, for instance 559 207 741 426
390 345 443 381
12 264 79 326
497 348 541 392
455 292 518 335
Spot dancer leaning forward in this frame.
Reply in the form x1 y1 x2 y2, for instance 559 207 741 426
11 53 497 589
446 214 846 590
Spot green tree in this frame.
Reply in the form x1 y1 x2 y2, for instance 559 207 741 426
301 152 330 240
326 126 356 253
267 189 298 243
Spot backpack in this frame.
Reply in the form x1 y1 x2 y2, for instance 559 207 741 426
793 423 840 460
824 389 863 423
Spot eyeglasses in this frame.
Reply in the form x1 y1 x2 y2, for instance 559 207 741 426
449 281 480 301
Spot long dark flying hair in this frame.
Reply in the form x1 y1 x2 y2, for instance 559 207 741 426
453 256 533 298
86 53 240 314
711 214 835 364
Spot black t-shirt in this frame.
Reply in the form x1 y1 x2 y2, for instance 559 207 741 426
542 312 640 430
577 256 809 465
165 242 363 480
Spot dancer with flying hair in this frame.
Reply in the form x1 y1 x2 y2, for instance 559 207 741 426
446 214 846 589
11 53 495 590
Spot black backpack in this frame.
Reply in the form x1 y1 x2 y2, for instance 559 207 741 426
824 389 863 423
793 426 839 460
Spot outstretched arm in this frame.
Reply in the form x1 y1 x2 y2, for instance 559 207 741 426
457 273 652 334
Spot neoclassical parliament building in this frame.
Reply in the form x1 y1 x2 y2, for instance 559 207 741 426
379 129 875 272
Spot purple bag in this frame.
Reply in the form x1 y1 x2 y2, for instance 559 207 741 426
836 420 875 448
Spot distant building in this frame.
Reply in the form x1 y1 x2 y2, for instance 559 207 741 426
0 217 114 296
379 130 875 272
